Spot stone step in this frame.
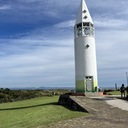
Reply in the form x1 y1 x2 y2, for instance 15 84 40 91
70 96 99 114
85 92 99 97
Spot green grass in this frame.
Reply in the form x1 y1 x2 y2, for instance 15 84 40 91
0 96 87 128
107 91 120 95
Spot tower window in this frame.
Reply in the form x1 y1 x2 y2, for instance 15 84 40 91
83 10 87 13
83 16 87 19
85 44 90 49
83 22 89 26
77 23 82 28
90 23 94 27
77 27 82 36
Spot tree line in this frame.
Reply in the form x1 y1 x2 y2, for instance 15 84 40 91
0 88 69 103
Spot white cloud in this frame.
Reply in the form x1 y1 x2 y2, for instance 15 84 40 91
54 20 75 28
0 5 10 10
0 38 75 87
1 0 128 88
94 18 128 29
96 29 128 87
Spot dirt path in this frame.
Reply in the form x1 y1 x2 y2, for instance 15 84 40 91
39 97 128 128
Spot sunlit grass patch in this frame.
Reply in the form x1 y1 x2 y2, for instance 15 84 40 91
0 96 87 128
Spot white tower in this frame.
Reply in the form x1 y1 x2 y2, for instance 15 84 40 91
74 0 98 93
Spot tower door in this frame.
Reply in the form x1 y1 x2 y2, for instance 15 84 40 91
86 76 93 91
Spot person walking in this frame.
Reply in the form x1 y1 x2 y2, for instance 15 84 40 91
120 84 125 98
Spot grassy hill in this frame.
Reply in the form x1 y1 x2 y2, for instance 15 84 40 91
0 96 87 128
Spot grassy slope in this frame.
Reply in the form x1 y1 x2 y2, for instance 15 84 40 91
0 96 87 128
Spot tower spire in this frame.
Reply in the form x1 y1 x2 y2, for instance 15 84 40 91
75 0 93 24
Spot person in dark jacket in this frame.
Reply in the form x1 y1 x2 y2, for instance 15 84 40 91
120 84 125 98
126 86 128 98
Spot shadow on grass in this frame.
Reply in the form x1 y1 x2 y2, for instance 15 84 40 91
0 102 58 111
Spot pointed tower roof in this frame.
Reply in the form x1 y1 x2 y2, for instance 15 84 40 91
75 0 93 24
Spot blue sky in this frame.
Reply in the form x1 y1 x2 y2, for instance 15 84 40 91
0 0 128 88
